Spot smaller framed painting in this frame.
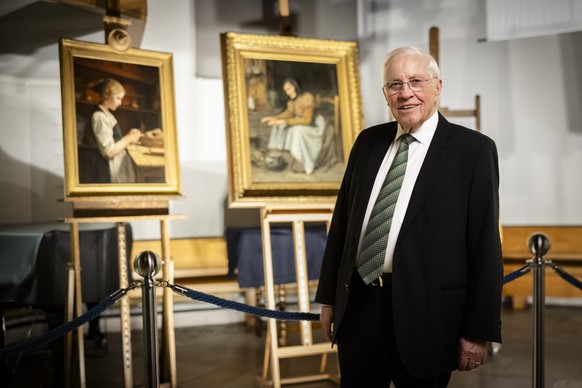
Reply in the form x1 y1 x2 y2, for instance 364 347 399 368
59 38 180 198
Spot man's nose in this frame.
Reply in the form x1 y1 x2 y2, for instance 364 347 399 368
399 82 414 96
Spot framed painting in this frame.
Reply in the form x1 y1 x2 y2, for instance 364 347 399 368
59 38 180 198
221 32 363 207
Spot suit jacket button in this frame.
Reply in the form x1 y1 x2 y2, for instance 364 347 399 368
345 283 349 291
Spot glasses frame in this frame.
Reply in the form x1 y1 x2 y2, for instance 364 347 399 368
382 76 438 95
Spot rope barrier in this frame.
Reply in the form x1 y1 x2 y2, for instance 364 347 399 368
0 281 319 360
550 263 582 291
502 261 582 292
503 264 531 284
2 261 581 361
166 282 320 322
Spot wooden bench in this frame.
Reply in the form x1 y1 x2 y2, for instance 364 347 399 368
502 226 582 309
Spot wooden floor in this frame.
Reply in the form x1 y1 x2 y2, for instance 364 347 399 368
4 301 582 388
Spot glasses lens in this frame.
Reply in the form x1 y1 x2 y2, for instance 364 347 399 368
409 80 422 91
386 82 401 94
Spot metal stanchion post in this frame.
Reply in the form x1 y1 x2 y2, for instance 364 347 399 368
527 233 551 388
134 251 162 388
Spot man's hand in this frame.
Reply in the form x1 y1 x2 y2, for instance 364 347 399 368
320 305 334 342
458 337 488 371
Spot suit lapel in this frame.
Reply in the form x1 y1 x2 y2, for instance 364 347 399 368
397 114 454 243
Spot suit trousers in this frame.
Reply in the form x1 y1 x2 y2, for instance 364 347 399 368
336 270 452 388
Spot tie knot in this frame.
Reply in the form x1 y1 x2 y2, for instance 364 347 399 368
400 134 415 146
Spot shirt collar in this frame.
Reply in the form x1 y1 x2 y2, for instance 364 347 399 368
396 110 439 145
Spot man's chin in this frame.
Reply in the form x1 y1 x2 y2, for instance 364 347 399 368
396 117 421 131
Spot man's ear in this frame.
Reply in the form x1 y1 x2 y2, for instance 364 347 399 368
382 89 391 105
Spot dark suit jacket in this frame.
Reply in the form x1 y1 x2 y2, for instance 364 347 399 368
315 113 503 378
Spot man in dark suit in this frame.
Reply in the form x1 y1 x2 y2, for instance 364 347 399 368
315 46 503 387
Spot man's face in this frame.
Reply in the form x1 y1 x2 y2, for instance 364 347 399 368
383 53 441 133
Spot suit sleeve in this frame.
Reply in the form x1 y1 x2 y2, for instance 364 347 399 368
462 138 503 343
314 132 362 306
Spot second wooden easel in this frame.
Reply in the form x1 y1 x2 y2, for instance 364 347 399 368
256 204 339 388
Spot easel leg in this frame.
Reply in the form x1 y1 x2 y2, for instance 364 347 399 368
117 223 133 388
70 222 86 388
160 219 177 387
64 263 75 388
268 318 281 388
277 285 287 347
261 210 282 388
291 221 313 346
262 325 271 380
255 288 265 335
245 287 257 329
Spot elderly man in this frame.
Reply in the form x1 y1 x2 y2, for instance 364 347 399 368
315 46 503 387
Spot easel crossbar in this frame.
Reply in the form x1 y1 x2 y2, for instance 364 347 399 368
277 343 337 359
280 374 337 385
263 212 333 223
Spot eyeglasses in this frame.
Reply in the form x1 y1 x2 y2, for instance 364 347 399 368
383 77 437 95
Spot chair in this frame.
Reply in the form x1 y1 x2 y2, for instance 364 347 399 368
0 224 133 384
0 233 43 383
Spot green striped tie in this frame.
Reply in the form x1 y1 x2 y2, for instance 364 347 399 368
356 134 416 285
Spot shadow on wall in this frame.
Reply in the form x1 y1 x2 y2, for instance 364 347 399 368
0 146 69 225
0 2 103 56
162 163 234 239
559 30 582 135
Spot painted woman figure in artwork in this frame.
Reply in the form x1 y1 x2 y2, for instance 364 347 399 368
78 78 142 183
261 78 325 174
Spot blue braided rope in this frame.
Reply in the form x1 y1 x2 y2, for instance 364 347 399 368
552 264 582 292
0 297 115 360
11 267 578 363
503 265 531 284
174 284 320 322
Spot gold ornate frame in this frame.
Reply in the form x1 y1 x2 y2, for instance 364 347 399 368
221 32 363 207
59 38 180 198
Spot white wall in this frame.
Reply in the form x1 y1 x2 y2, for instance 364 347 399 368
1 0 581 240
358 0 582 225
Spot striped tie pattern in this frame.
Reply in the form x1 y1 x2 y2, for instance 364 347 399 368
356 134 416 284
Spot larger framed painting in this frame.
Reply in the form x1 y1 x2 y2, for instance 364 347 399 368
221 32 363 207
59 38 180 198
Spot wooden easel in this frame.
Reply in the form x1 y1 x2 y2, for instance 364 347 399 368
63 196 184 388
278 0 293 36
256 204 339 388
429 26 482 132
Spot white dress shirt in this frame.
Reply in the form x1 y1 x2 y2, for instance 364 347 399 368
357 111 439 273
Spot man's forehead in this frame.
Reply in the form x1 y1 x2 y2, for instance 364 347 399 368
387 54 428 76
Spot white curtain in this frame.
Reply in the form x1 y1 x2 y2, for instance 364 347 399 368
486 0 582 41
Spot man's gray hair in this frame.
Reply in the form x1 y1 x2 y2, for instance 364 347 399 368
382 46 440 84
